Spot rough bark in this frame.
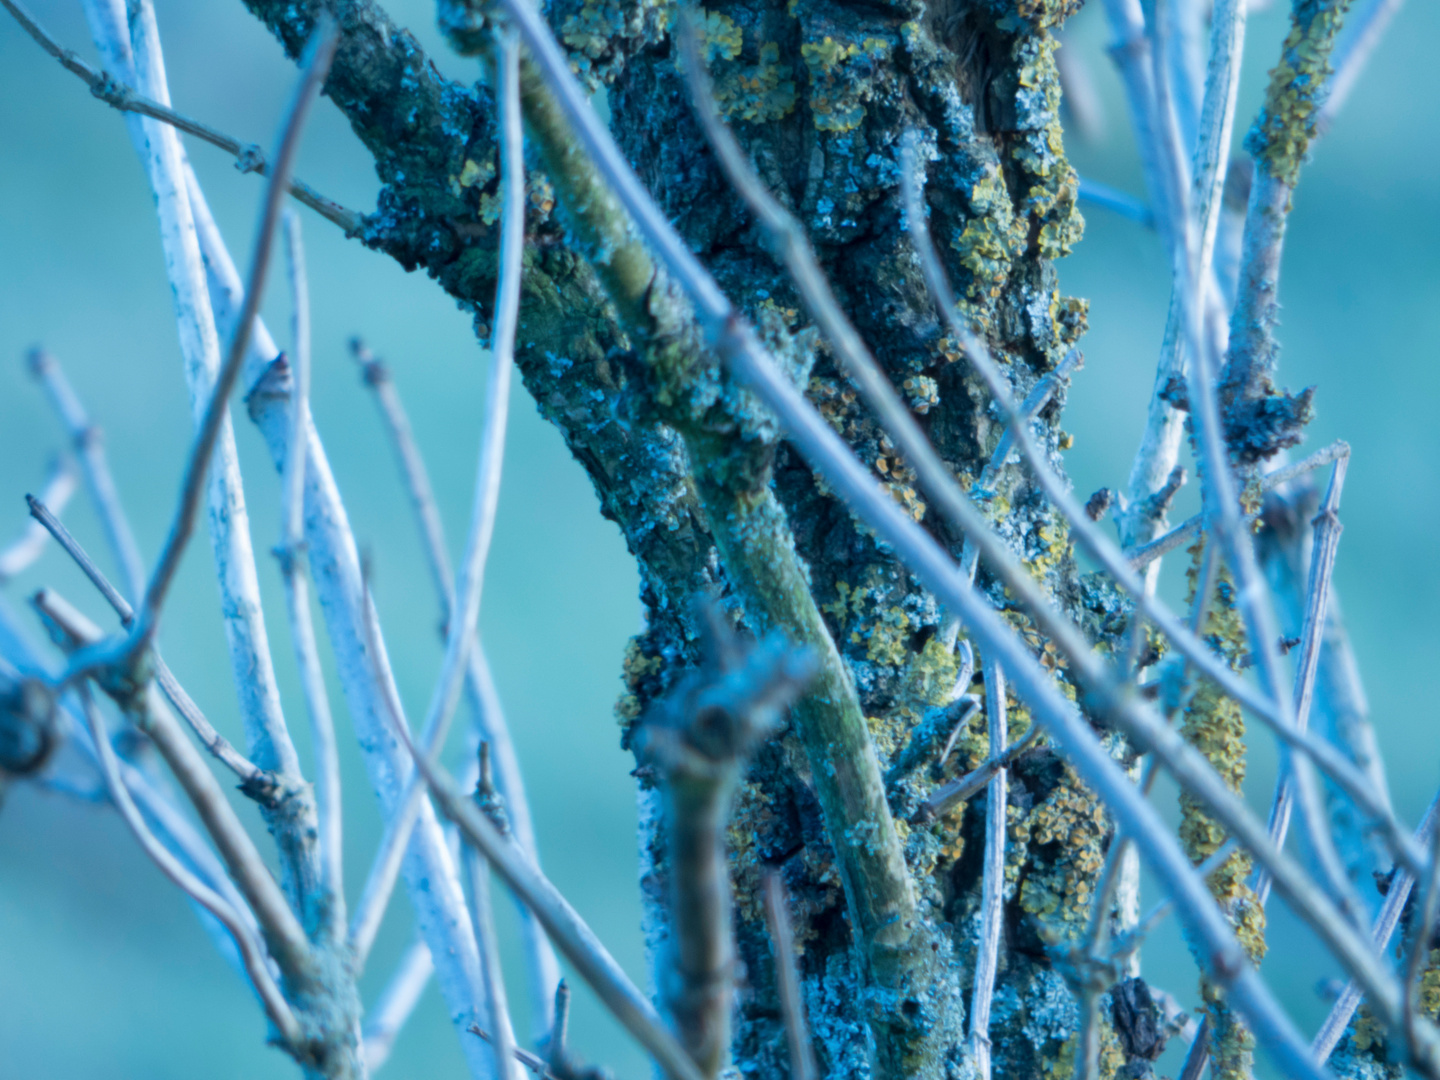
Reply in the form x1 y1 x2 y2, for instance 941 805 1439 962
237 1 1146 1076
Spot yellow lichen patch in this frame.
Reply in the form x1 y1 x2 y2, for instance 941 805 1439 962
1248 1 1351 185
886 481 927 522
698 9 742 61
1028 521 1071 582
712 40 797 123
902 636 962 709
615 637 666 726
1181 540 1266 1080
1043 1018 1126 1079
800 34 891 132
865 605 912 666
1019 767 1109 942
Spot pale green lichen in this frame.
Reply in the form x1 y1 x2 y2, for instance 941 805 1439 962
1180 538 1266 1080
711 38 797 123
1246 0 1354 186
800 34 890 132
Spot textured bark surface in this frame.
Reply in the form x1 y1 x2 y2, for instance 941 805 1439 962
237 2 1151 1076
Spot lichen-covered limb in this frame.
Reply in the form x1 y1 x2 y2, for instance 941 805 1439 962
1219 0 1354 459
517 24 943 1071
637 618 815 1078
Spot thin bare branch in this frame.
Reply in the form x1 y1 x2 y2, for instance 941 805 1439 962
388 706 707 1080
362 935 434 1073
0 460 77 583
465 745 520 1080
26 347 146 602
78 686 303 1046
1316 0 1406 134
121 16 338 653
0 0 360 233
350 16 524 964
277 207 346 928
1315 794 1440 1063
1126 440 1349 569
762 872 817 1080
913 722 1043 825
35 588 313 980
26 494 281 799
969 654 1008 1080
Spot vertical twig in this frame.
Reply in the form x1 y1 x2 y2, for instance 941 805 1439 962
362 935 435 1072
969 654 1008 1080
350 14 525 968
466 743 519 1080
26 346 146 601
277 207 346 931
762 872 817 1080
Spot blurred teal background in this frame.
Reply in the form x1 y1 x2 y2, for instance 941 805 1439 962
0 1 1435 1077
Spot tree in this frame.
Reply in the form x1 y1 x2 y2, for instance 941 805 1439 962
0 0 1431 1078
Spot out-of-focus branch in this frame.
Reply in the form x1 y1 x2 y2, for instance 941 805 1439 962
389 698 707 1080
0 0 361 233
78 687 303 1047
968 655 1008 1080
26 347 145 603
638 613 814 1077
762 873 817 1080
0 460 76 583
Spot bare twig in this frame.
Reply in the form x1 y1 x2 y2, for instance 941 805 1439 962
387 706 707 1080
120 15 338 654
189 157 496 1080
762 872 817 1080
35 588 313 980
465 749 519 1080
1315 0 1406 134
26 347 146 601
362 935 434 1073
913 722 1043 824
969 654 1009 1080
0 460 76 582
26 494 280 800
350 17 524 965
77 687 303 1047
0 0 361 233
276 207 346 928
1126 440 1349 569
1314 795 1440 1063
1254 456 1350 908
1076 177 1155 228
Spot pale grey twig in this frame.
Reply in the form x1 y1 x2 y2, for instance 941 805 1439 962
387 705 707 1080
1109 838 1241 961
1177 1017 1212 1080
468 1025 561 1079
913 721 1043 824
276 207 346 929
78 686 303 1047
362 935 434 1073
465 742 519 1080
0 460 76 582
1126 440 1350 569
189 158 496 1080
25 494 280 799
1254 456 1350 908
25 347 146 601
350 16 524 966
120 16 338 655
0 0 360 233
762 872 817 1080
1314 794 1440 1063
491 7 1349 1071
1076 178 1155 228
36 588 313 980
969 654 1008 1080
